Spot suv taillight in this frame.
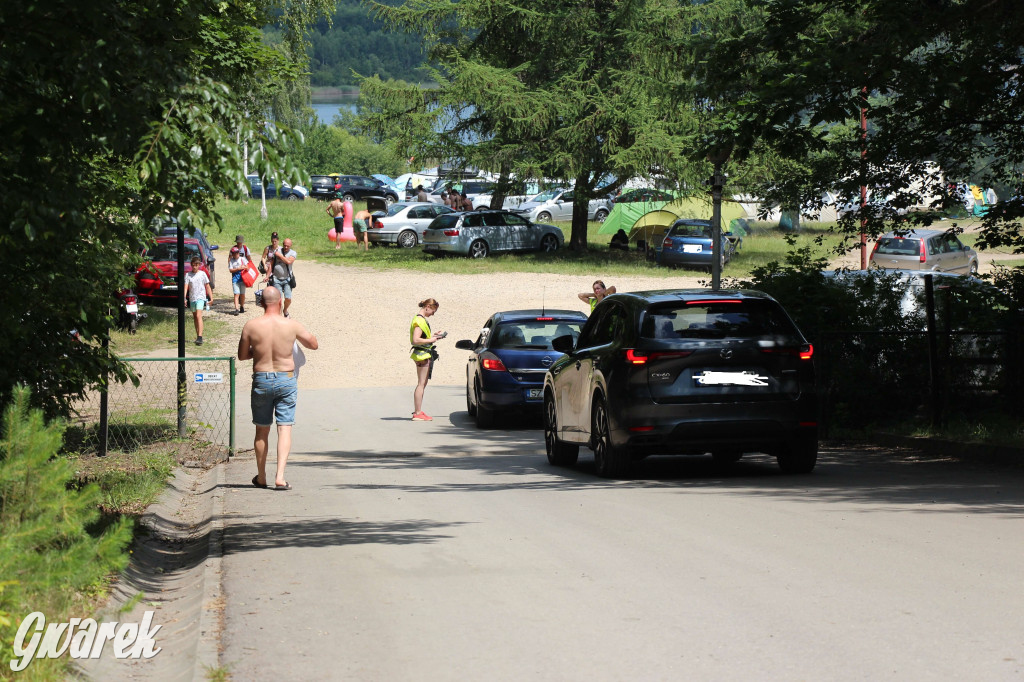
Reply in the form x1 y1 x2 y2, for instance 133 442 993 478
759 344 814 360
443 229 460 237
920 240 927 263
625 349 693 365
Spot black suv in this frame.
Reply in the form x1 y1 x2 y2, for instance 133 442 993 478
309 175 340 200
543 290 818 478
333 175 399 204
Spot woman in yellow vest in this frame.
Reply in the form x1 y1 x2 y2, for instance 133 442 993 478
577 280 617 313
410 298 445 421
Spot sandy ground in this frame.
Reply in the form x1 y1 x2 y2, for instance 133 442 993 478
201 228 1019 394
205 265 707 391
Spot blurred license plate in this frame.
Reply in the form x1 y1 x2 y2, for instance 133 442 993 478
683 244 702 253
125 304 138 313
162 284 178 291
527 389 543 399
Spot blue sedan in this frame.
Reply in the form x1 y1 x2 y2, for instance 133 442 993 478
656 218 736 271
455 310 587 428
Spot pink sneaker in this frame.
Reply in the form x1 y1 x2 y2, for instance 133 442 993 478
411 411 433 421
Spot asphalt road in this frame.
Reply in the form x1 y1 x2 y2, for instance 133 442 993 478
220 386 1024 681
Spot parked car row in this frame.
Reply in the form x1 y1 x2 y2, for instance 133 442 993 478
308 174 400 204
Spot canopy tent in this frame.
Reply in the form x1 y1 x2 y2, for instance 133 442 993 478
601 197 746 246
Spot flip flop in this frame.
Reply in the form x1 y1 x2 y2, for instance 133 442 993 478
251 475 268 489
273 482 292 491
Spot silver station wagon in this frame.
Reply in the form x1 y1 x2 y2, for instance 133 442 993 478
421 210 565 258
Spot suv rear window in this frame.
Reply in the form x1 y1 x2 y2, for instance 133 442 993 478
641 300 800 342
876 237 921 255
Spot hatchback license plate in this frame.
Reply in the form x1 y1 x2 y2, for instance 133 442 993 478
527 388 543 399
683 244 703 253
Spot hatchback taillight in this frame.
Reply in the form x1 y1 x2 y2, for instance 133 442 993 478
443 229 460 236
481 356 507 371
919 240 927 263
663 238 673 248
800 343 814 360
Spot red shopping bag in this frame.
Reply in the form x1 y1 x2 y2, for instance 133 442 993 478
241 261 259 287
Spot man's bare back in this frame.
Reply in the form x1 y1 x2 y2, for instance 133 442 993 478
238 288 318 371
327 197 344 218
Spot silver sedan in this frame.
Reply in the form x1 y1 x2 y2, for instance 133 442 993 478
366 202 454 248
421 210 565 258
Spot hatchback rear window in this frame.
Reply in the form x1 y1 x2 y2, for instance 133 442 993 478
491 320 583 349
147 243 201 262
641 301 800 342
669 223 711 238
875 237 921 255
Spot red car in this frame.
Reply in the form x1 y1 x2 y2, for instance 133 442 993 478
135 237 215 305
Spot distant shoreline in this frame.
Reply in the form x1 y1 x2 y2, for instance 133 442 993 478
311 86 360 102
311 82 438 102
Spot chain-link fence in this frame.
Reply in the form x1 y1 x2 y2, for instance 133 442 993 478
816 328 1024 436
68 357 236 464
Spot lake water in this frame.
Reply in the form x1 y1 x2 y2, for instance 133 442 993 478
312 100 358 123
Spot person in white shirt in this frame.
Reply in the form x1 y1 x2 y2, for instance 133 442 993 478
184 256 213 346
228 246 249 315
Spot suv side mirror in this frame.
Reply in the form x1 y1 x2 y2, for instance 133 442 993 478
552 335 574 353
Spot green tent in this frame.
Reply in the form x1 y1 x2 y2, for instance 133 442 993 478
600 196 746 246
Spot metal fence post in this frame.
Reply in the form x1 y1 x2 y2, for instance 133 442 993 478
229 356 236 457
98 336 110 457
924 274 941 428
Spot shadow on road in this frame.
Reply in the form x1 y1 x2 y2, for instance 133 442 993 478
289 408 1024 516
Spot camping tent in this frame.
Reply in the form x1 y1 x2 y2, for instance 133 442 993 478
600 197 746 246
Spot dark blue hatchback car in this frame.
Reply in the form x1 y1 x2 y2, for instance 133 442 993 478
455 309 587 428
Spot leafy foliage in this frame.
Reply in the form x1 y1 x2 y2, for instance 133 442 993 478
0 388 133 674
0 0 330 417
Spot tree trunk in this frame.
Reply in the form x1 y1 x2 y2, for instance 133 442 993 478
490 161 512 210
569 170 591 251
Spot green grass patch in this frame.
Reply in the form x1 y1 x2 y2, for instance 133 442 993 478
112 306 230 357
216 199 856 278
70 449 176 517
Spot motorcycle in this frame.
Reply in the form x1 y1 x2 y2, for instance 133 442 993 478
117 289 147 334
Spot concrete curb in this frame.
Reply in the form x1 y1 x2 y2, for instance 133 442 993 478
75 463 225 681
194 462 225 680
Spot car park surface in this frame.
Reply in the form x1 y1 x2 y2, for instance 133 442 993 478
870 228 978 274
367 202 455 248
656 219 735 271
455 309 587 427
421 210 565 258
543 289 818 478
134 237 214 304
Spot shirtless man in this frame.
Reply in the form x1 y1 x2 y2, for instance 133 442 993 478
353 208 373 251
326 192 346 249
238 287 319 490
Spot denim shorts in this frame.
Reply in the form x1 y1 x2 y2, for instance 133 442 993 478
270 277 292 299
232 280 246 295
251 372 297 426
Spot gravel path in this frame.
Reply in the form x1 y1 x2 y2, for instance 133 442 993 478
205 234 1018 394
204 263 706 392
